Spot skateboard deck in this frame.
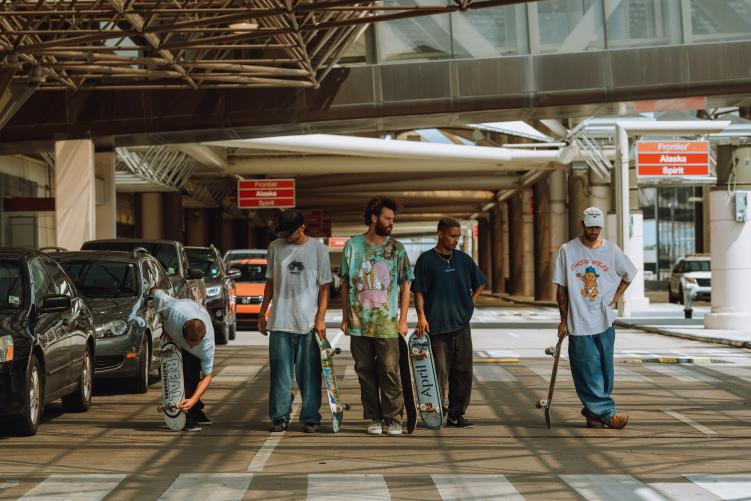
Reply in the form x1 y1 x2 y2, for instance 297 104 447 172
398 335 417 434
318 337 349 433
157 341 186 432
408 333 443 430
536 336 565 428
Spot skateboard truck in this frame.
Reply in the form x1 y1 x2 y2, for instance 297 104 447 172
535 399 549 409
544 346 558 357
321 347 342 358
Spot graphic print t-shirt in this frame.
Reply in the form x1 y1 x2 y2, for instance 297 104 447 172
340 235 414 338
266 237 332 334
552 238 637 336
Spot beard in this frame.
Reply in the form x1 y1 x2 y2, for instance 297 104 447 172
375 221 392 236
584 232 599 242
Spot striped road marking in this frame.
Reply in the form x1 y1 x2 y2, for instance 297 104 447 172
158 474 253 501
432 474 524 500
561 474 667 501
662 409 718 435
648 482 721 500
213 365 263 383
702 366 751 383
524 364 572 381
684 474 751 499
19 474 127 501
307 474 390 501
645 365 720 383
246 393 301 472
474 365 518 382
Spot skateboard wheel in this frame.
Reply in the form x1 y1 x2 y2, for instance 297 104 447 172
334 348 342 355
411 347 420 355
535 399 548 409
545 346 556 356
335 404 347 413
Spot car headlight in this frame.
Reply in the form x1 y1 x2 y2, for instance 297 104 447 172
205 285 222 297
0 336 13 362
95 320 129 339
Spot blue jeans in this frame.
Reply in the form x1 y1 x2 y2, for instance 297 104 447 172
268 330 322 425
568 326 616 422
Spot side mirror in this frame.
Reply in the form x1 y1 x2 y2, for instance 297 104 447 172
188 268 204 280
226 268 241 280
40 294 71 313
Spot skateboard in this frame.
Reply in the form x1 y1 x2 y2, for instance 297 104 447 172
536 336 565 429
398 335 417 434
318 337 349 432
156 341 186 431
408 333 443 429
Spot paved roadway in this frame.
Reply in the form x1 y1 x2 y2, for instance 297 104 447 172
1 307 751 500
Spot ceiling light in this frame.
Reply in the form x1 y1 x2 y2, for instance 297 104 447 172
229 22 259 32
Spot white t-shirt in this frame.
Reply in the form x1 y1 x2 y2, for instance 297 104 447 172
552 238 637 336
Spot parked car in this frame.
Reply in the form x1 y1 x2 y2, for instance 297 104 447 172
81 239 205 305
230 258 267 328
186 245 241 345
52 250 170 393
0 249 96 436
223 248 266 265
669 255 711 304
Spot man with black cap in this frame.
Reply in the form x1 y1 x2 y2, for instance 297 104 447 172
258 209 332 433
553 207 637 429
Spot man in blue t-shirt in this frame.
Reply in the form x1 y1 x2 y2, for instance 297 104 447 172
411 217 487 428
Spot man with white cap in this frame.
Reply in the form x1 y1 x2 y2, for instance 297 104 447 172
552 207 637 429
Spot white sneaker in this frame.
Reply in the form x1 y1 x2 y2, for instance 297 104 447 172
367 419 383 435
385 421 402 436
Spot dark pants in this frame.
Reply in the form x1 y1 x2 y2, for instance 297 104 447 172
182 348 205 420
350 336 403 424
430 325 473 419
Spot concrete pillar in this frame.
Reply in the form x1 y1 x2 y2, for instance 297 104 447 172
185 208 208 246
490 204 505 294
94 151 116 239
568 163 590 240
501 202 510 287
478 217 492 289
462 224 473 258
509 189 534 298
705 145 751 329
534 176 554 301
222 219 235 252
235 220 250 248
550 168 569 253
701 185 711 254
140 193 163 239
589 169 611 216
55 139 95 250
471 222 479 264
207 209 225 251
162 192 184 242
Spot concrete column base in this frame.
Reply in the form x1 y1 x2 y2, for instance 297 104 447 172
705 312 751 330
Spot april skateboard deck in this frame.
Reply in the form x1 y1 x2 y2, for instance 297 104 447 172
536 336 565 429
408 333 443 430
318 337 349 433
156 341 186 432
398 335 417 434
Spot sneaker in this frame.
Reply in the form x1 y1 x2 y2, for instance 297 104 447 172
446 416 475 428
385 421 402 436
269 420 288 433
302 423 319 433
195 410 213 425
606 415 629 429
183 420 202 432
366 419 383 435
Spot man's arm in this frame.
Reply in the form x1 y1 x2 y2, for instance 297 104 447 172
556 284 569 339
398 281 411 336
609 279 631 307
340 281 349 335
315 283 330 340
415 291 429 337
471 283 487 305
257 278 273 336
179 373 212 412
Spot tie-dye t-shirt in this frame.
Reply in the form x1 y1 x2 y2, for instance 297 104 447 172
340 235 414 338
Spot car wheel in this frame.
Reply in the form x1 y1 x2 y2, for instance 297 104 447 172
216 323 229 345
15 355 43 436
62 345 93 412
130 337 150 394
229 322 237 341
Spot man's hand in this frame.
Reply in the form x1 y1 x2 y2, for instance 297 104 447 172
340 319 349 336
415 316 430 338
557 321 569 339
315 318 327 341
609 295 620 308
257 315 267 336
398 318 408 337
178 397 197 412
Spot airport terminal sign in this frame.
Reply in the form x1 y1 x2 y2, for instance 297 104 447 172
238 179 295 208
636 141 710 179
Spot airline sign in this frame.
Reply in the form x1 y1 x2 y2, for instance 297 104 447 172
237 179 295 209
636 141 710 179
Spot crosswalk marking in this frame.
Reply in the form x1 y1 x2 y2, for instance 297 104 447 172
431 474 524 500
19 474 126 501
644 365 720 383
246 393 302 472
158 474 253 501
524 364 572 381
307 474 390 501
560 474 667 501
662 409 718 435
702 366 751 383
648 482 721 500
474 365 518 382
213 365 263 383
684 474 751 499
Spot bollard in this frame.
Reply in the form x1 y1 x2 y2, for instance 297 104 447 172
682 279 698 319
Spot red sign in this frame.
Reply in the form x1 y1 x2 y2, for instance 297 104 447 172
636 141 710 178
321 216 332 238
237 179 295 209
329 236 350 250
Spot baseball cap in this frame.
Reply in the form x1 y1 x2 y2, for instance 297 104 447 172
275 209 304 237
582 207 605 227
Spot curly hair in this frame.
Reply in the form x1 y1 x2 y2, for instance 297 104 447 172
363 196 398 226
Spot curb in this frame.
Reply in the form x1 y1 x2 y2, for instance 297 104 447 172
614 320 751 349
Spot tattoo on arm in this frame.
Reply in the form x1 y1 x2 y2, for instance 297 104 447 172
556 285 569 323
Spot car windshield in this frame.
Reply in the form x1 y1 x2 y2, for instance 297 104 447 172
186 249 221 279
225 251 265 262
684 260 710 273
0 259 24 309
82 242 180 276
234 263 267 283
59 260 139 298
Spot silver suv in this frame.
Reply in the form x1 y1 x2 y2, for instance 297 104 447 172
669 255 711 304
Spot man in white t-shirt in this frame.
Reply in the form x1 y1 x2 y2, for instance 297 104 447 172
552 207 637 429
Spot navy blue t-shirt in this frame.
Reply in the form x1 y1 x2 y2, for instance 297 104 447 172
411 249 487 335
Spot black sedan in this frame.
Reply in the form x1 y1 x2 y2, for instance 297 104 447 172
53 250 169 394
0 249 96 436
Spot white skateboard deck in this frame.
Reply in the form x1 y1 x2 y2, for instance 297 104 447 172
159 341 186 432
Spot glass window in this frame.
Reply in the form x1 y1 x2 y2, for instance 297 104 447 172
0 259 24 309
44 261 74 298
533 0 605 53
605 0 682 47
376 0 452 62
451 3 529 58
81 242 180 276
58 260 139 298
690 0 751 42
186 248 221 279
235 263 268 283
683 260 710 273
151 261 171 290
30 259 56 304
224 250 266 263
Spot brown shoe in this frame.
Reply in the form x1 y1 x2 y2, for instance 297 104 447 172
585 415 606 428
607 415 629 429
